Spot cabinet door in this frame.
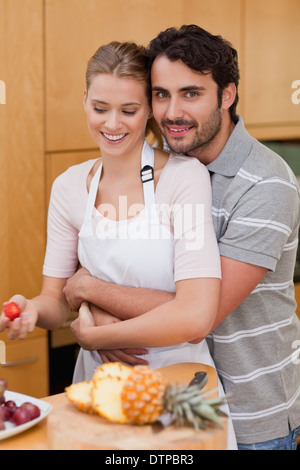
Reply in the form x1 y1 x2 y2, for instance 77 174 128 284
45 0 183 152
0 333 49 398
0 0 44 301
46 150 100 202
244 0 300 135
45 0 243 152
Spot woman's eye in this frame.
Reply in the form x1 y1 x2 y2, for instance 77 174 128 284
123 110 136 115
94 107 106 113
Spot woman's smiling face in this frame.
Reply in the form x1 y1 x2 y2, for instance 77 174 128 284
84 73 151 158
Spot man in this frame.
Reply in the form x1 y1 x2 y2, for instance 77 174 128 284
64 25 300 449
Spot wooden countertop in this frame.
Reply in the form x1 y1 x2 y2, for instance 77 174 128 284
0 363 227 450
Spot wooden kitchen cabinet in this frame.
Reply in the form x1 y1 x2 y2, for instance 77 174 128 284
244 0 300 139
0 328 49 398
0 0 48 399
45 0 243 152
0 0 45 301
46 150 100 202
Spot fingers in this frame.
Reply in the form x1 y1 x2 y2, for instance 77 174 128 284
2 312 35 340
98 348 149 366
1 296 37 340
78 302 96 327
0 313 10 333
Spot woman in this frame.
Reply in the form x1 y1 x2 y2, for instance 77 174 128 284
2 41 217 372
1 42 221 371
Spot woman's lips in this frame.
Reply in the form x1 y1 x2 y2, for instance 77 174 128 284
102 132 127 143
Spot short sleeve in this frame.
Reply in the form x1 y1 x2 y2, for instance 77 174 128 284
219 177 300 270
43 173 81 278
156 156 221 282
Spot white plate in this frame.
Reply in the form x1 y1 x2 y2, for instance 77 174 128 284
0 390 53 441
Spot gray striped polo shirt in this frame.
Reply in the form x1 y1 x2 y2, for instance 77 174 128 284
206 116 300 444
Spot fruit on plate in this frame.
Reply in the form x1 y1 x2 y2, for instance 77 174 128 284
3 302 21 321
0 378 41 430
66 363 227 430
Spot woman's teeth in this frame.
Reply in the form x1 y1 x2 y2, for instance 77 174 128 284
103 133 126 141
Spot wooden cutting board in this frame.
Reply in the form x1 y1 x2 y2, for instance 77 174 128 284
47 363 227 450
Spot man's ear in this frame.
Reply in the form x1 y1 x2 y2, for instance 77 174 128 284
222 83 236 111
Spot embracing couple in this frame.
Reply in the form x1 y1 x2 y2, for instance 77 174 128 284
1 25 300 450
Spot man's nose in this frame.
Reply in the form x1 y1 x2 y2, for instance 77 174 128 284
165 97 184 121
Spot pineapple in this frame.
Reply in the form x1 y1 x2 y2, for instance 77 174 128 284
121 365 168 424
65 381 93 413
66 363 228 431
92 363 132 423
120 365 226 430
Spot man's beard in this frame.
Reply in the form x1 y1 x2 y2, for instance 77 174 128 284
160 105 222 156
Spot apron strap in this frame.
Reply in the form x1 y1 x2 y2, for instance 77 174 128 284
140 140 155 210
84 140 155 225
83 162 102 225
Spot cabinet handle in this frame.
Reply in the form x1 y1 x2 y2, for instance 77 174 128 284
0 355 39 367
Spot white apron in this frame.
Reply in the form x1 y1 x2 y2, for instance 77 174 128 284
73 140 237 449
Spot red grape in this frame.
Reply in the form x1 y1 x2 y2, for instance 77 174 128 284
0 378 42 431
12 407 31 426
20 402 40 420
4 400 17 420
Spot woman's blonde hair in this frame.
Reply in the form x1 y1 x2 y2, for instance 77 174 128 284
86 41 163 149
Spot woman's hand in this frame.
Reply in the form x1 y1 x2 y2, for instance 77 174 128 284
71 303 148 365
70 302 96 350
90 304 121 326
0 295 38 340
90 305 148 365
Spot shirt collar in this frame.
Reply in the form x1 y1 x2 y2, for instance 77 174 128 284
206 115 254 177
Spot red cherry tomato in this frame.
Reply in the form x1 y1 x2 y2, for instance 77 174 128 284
3 302 21 321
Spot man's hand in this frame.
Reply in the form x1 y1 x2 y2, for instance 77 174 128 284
63 267 91 311
99 349 149 366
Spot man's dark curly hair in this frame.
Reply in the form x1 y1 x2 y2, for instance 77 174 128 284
146 24 240 122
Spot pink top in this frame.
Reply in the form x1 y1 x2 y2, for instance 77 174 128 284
43 154 221 283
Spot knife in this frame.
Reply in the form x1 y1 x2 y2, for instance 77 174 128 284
155 371 208 429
